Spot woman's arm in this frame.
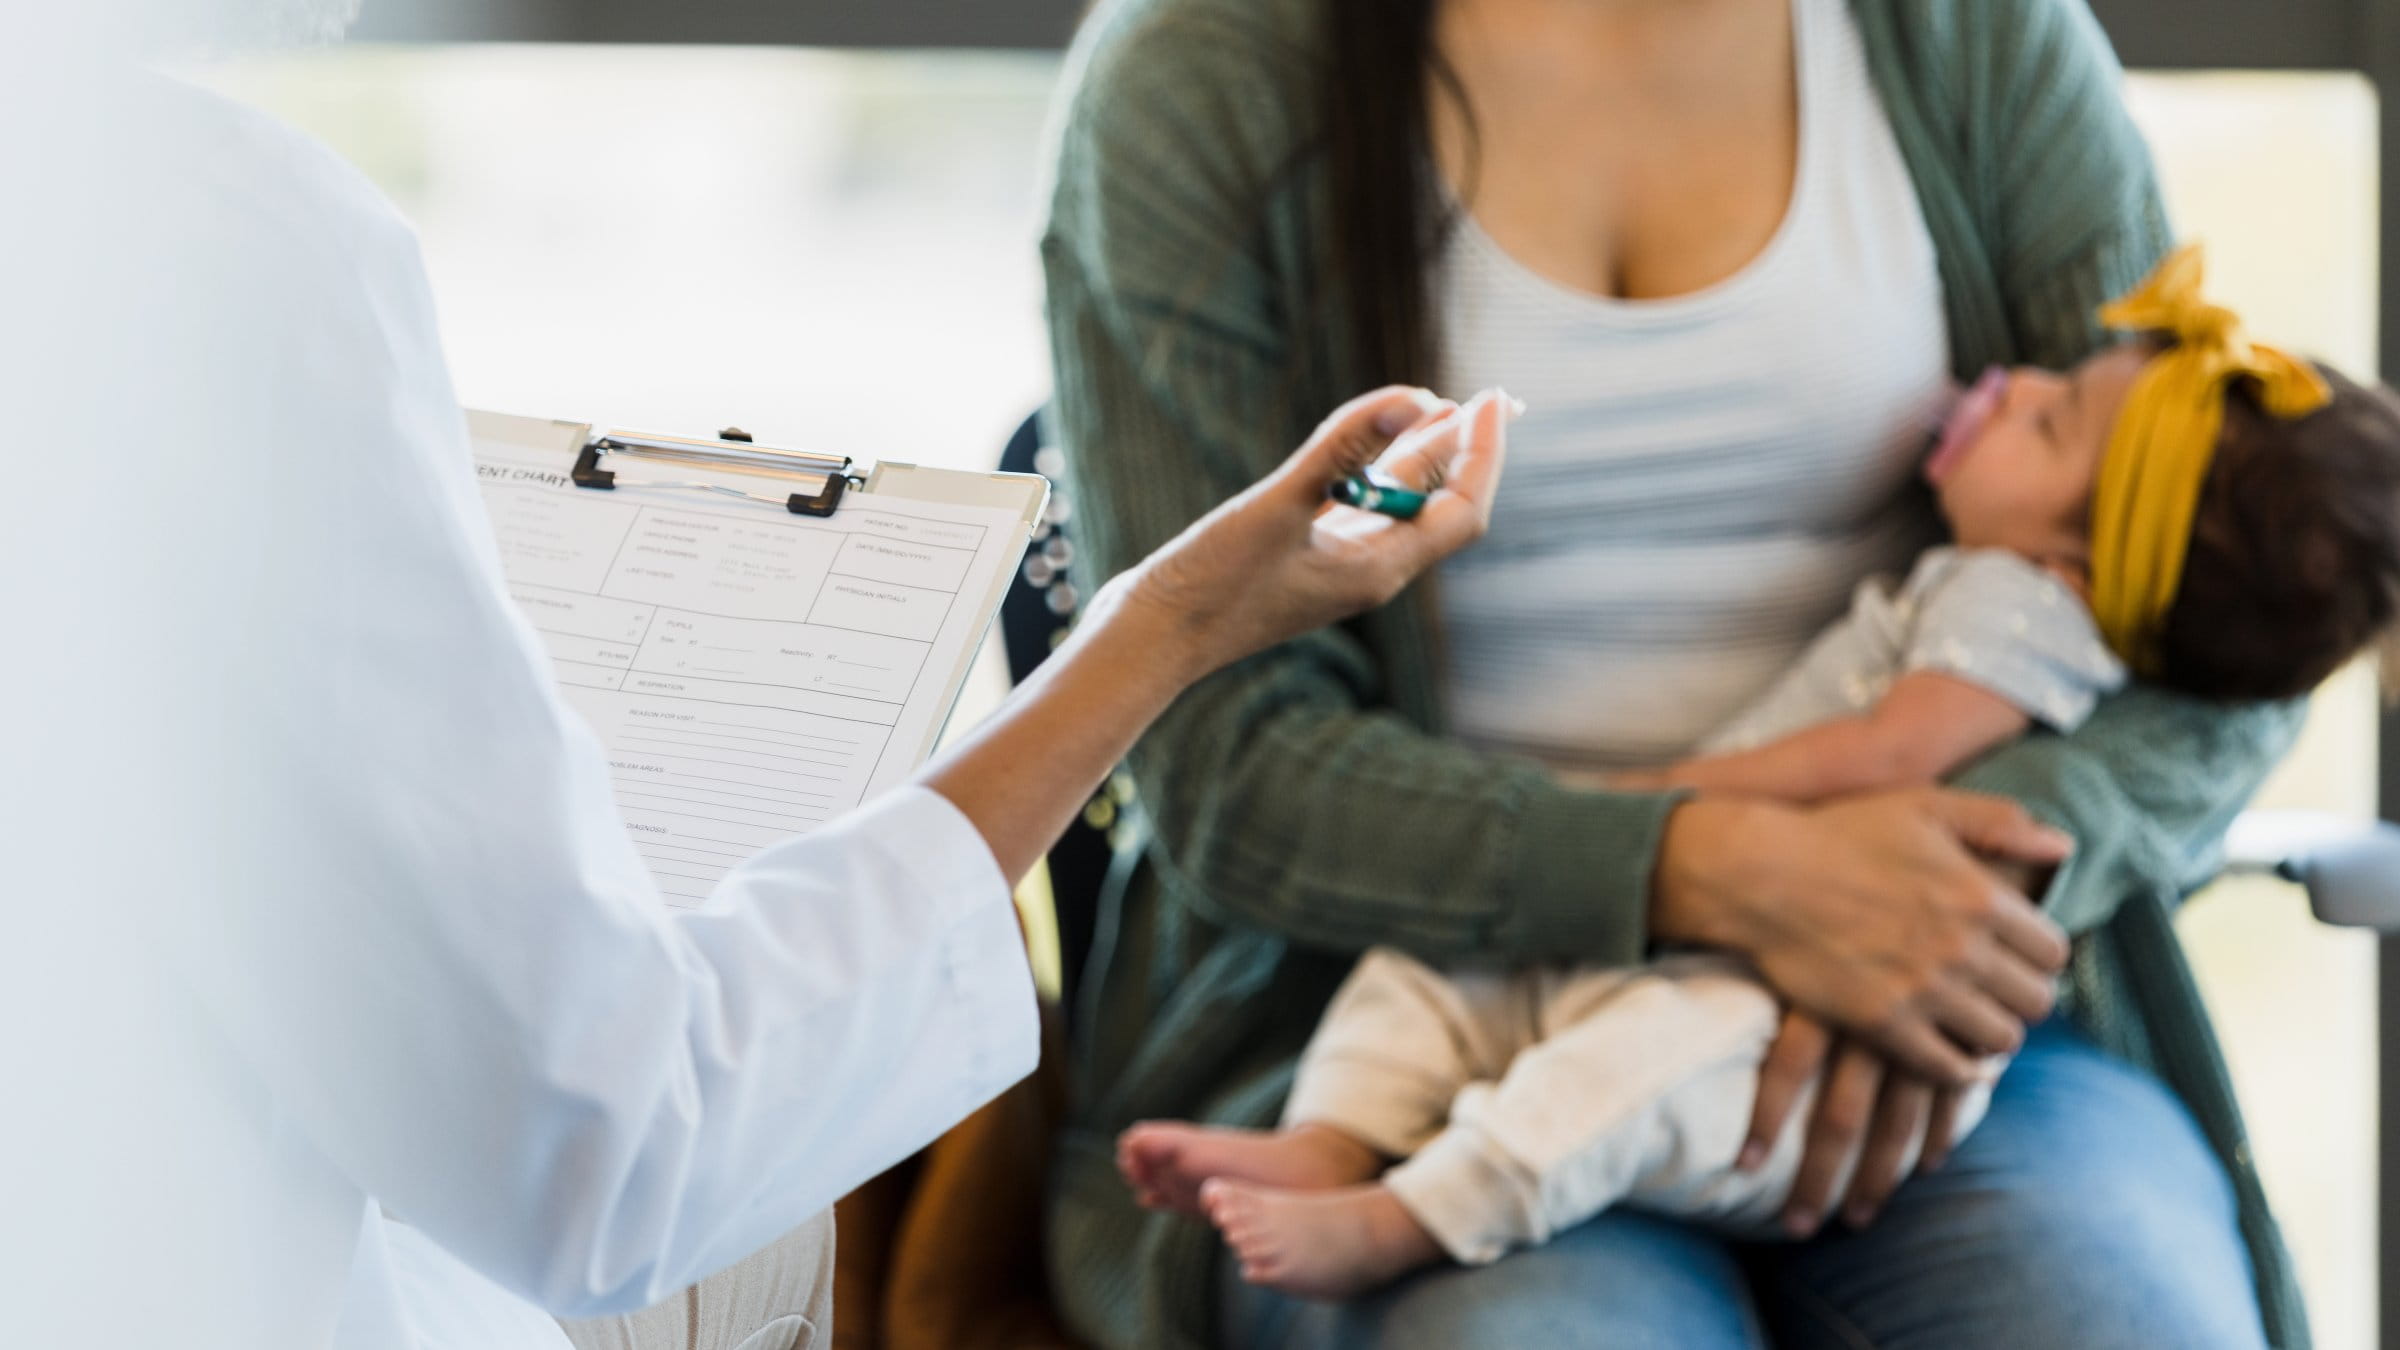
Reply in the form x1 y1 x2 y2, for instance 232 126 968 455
1742 692 2301 1232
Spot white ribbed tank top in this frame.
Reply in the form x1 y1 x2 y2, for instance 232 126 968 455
1435 0 1953 770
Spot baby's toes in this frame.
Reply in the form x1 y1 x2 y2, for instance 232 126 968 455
1119 1126 1174 1184
1225 1224 1286 1285
1201 1179 1264 1233
1116 1123 1156 1169
1198 1177 1235 1217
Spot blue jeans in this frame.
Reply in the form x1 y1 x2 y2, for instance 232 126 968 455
1218 1021 2265 1349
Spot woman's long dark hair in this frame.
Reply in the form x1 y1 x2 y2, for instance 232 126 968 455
1322 0 1473 389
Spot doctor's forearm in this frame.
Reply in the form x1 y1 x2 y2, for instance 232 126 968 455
919 583 1201 883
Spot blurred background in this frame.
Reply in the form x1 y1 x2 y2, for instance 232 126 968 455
200 4 2391 1345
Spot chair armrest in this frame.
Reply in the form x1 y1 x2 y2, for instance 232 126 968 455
2223 810 2400 932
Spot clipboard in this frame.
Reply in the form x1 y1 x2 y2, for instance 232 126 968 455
466 408 1048 905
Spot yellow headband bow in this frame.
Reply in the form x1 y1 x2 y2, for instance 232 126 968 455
2089 243 2331 674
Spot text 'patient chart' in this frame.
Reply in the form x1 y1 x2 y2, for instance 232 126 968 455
470 414 1034 905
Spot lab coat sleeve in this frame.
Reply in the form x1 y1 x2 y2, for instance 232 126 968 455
142 109 1040 1316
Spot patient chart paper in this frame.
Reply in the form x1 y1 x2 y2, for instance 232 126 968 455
470 418 1030 905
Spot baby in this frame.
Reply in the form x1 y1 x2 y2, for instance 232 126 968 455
1115 246 2400 1300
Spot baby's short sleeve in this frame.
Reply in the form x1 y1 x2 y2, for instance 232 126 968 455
1901 550 2128 733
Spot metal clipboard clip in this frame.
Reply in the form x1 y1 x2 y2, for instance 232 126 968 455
571 427 860 517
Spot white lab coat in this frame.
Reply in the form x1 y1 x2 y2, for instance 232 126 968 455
0 62 1037 1350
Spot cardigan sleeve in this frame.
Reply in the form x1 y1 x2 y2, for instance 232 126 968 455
1955 692 2303 935
1041 0 1675 966
1947 0 2304 934
1982 0 2178 370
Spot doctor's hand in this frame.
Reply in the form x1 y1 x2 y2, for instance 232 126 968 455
922 385 1507 885
1098 384 1511 683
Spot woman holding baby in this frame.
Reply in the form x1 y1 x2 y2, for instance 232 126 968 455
1039 0 2310 1346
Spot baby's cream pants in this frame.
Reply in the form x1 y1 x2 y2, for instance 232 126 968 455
1284 948 1996 1264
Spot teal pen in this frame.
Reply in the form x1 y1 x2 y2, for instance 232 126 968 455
1328 474 1429 519
1329 388 1522 518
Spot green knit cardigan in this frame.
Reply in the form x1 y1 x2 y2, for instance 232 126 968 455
1038 0 2310 1345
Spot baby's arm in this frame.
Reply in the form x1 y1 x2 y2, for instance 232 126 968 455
1633 672 2030 803
1601 551 2125 805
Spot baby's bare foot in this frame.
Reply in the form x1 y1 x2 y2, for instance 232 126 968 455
1116 1122 1382 1215
1202 1178 1444 1301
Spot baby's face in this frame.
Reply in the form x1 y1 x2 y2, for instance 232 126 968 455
1926 343 2151 574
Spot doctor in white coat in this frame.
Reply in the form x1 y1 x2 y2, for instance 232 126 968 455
0 9 1509 1350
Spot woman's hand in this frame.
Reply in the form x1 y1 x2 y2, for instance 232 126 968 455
1652 788 2074 1084
1099 385 1511 684
1740 1010 1976 1237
